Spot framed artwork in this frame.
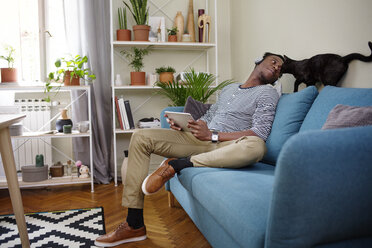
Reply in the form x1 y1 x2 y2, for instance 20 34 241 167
148 17 165 42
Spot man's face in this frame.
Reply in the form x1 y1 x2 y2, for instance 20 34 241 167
256 55 283 84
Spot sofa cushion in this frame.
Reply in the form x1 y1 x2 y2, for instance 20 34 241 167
184 96 211 120
178 163 275 247
300 86 372 131
322 104 372 129
263 86 318 165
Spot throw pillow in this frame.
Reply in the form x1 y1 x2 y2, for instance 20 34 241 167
322 104 372 130
262 86 319 165
183 96 211 120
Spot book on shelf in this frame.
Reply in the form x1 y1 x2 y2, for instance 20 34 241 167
118 98 130 130
124 100 135 129
114 96 124 130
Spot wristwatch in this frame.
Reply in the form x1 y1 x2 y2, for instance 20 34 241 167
211 130 219 143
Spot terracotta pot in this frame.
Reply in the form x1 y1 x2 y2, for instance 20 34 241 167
159 72 174 84
1 68 17 83
130 71 146 85
168 35 177 42
117 29 131 41
133 25 150 41
64 71 80 86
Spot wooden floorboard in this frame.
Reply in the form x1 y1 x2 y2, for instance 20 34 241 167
0 182 211 248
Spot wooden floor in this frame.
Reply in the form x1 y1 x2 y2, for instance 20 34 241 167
0 182 211 248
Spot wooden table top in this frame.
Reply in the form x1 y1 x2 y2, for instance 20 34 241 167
0 114 26 130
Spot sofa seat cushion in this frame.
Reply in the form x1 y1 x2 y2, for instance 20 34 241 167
300 86 372 131
263 86 318 165
177 163 275 247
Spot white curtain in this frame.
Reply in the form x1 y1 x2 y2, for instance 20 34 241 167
63 0 113 183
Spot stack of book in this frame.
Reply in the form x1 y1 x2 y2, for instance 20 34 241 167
115 97 135 130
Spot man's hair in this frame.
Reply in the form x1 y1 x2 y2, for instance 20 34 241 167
255 52 284 66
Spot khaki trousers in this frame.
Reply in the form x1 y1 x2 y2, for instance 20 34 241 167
122 128 266 209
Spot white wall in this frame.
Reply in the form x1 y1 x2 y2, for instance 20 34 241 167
229 0 372 93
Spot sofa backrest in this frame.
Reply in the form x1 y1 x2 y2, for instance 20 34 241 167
300 86 372 132
263 86 318 165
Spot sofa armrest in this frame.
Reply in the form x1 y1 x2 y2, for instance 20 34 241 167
266 125 372 248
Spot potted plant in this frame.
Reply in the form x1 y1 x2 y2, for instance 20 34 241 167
0 45 17 83
45 55 96 101
155 66 175 84
123 0 150 41
121 47 150 85
155 68 235 106
167 27 178 42
117 6 131 41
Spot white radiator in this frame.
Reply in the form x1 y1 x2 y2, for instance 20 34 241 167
0 98 52 178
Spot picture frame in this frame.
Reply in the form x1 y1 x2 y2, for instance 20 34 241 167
148 17 165 42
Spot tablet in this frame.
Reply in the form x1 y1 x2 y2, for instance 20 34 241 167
164 111 194 132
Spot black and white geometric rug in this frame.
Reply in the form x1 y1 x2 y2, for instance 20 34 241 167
0 207 105 248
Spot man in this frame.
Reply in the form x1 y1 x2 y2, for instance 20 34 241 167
95 53 284 247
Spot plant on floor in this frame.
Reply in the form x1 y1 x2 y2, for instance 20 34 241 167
155 68 235 106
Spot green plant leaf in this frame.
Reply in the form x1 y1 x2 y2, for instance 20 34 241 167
55 59 61 67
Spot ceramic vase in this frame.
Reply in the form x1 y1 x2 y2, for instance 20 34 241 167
174 11 184 42
198 9 205 42
56 109 73 133
187 0 196 42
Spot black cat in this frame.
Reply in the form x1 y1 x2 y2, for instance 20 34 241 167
281 41 372 92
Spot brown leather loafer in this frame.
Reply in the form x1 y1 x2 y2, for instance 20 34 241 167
94 221 146 247
142 158 176 195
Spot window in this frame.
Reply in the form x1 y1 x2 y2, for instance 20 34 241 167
0 0 40 81
0 0 68 82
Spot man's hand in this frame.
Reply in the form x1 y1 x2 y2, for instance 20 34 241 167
187 119 212 141
165 114 182 131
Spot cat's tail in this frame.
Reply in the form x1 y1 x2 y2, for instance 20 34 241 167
342 41 372 63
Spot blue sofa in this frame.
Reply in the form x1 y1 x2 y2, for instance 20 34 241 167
161 86 372 248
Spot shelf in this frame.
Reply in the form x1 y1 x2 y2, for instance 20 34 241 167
11 130 90 139
0 82 90 91
0 176 91 189
113 85 161 90
113 41 216 50
115 129 136 134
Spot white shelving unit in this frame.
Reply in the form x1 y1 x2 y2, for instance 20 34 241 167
110 0 218 185
0 83 94 192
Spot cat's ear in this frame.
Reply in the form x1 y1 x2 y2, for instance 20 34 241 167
283 55 292 62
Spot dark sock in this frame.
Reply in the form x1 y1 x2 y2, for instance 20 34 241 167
126 208 144 229
169 157 193 173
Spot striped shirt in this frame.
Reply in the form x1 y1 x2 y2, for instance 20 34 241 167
200 83 279 141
